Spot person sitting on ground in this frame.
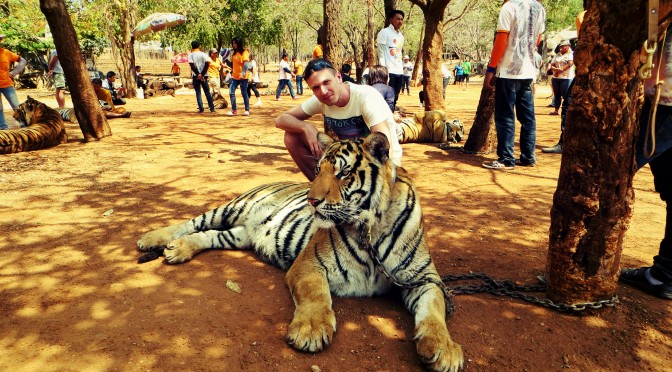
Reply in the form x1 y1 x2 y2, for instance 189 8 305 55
367 65 395 112
275 58 402 181
102 71 126 105
340 63 356 84
134 65 147 91
92 78 131 118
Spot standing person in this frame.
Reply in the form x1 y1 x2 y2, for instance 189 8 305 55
47 49 66 108
454 61 464 88
619 30 672 300
247 53 262 107
402 55 412 95
0 34 27 130
293 56 304 95
275 58 402 181
275 53 297 101
462 59 471 90
225 37 251 116
441 61 452 99
368 65 395 112
171 62 181 76
542 40 575 154
377 9 405 107
482 0 546 170
312 36 323 60
188 40 215 114
207 48 223 94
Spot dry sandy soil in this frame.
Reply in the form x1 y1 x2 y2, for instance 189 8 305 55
0 80 670 372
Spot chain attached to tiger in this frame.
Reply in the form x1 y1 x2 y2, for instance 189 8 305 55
137 132 464 372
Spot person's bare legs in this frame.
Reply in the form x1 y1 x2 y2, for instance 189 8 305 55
55 88 65 108
284 132 318 181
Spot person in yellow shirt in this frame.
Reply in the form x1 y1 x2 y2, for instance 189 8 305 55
92 78 131 118
312 36 323 60
293 56 304 95
224 37 251 116
207 48 223 94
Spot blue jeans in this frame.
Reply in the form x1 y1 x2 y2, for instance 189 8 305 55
296 76 304 95
193 76 215 112
276 79 295 99
637 99 672 282
0 86 20 130
403 76 411 94
388 73 404 106
230 78 250 111
442 77 450 98
494 78 536 166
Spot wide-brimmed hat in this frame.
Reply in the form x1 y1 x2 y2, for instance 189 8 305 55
403 55 410 60
559 40 571 47
209 48 218 54
0 34 5 40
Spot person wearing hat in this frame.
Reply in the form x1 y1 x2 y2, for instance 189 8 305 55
542 39 575 154
276 52 297 101
0 34 27 129
402 55 412 96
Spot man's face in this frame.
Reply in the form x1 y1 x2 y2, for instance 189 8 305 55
390 14 404 30
306 68 342 106
109 75 116 82
560 45 570 53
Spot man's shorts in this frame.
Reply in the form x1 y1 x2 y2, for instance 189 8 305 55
53 73 66 89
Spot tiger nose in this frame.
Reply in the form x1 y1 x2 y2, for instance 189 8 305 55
307 197 322 207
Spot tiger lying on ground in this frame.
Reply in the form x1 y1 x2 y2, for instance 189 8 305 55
1 96 67 154
396 110 464 144
137 132 464 371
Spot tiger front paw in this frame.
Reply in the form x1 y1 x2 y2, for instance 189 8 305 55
416 332 464 372
286 305 336 353
163 237 200 264
137 225 179 252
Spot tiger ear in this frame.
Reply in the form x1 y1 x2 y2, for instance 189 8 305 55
316 132 333 151
364 132 390 163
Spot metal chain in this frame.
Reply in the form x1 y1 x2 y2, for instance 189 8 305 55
359 224 619 314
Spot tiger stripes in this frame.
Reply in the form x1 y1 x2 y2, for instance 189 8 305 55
137 132 464 371
2 96 67 155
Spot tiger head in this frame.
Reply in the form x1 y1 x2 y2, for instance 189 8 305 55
307 132 395 228
12 96 44 127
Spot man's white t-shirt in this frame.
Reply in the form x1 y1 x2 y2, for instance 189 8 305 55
496 0 546 80
188 50 212 77
278 59 291 80
249 59 260 82
301 83 402 167
377 24 404 75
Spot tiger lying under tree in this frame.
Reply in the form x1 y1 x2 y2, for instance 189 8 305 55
1 96 67 154
137 132 464 372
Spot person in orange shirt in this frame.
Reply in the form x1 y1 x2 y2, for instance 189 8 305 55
0 34 27 130
207 48 223 94
224 37 250 116
312 36 323 60
92 78 131 118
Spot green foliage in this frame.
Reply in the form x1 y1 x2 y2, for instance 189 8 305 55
0 0 50 55
543 0 583 32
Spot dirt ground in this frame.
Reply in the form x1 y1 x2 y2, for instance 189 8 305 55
1 79 670 372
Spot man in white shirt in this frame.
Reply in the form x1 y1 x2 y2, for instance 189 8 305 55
276 53 296 100
377 9 405 108
188 40 215 113
276 58 402 181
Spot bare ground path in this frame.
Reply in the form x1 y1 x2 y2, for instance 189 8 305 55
0 81 670 371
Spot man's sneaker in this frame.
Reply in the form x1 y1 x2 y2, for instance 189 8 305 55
619 267 672 300
226 110 237 116
243 111 250 116
254 99 262 107
482 160 514 170
542 143 563 154
515 159 536 167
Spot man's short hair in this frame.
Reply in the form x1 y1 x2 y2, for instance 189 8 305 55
303 58 337 81
106 71 116 79
92 78 102 86
191 40 200 49
387 9 405 20
341 64 352 74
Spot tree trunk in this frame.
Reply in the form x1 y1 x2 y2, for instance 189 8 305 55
462 84 496 153
546 1 672 303
111 0 137 98
411 25 424 83
366 0 375 68
323 0 343 69
421 1 452 112
40 0 110 141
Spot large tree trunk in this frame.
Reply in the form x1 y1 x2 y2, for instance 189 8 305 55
462 84 496 153
420 1 452 112
546 1 672 303
109 0 137 98
323 0 343 69
40 0 110 141
411 25 424 83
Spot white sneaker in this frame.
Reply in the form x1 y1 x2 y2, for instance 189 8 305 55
254 99 262 107
243 111 250 116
